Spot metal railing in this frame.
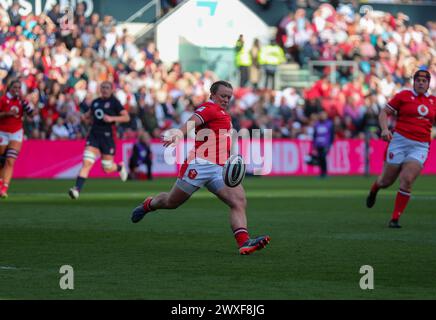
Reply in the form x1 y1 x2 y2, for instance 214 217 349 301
123 0 190 45
124 0 161 23
308 60 359 83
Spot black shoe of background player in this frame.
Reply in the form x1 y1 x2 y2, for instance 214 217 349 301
388 219 401 228
366 190 377 208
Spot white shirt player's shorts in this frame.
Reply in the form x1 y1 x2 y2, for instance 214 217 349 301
177 157 225 194
0 129 24 146
386 132 430 166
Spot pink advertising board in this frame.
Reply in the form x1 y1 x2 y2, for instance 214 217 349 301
12 139 436 178
14 139 177 179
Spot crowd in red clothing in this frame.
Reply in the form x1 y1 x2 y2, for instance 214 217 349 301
270 2 435 139
0 1 435 143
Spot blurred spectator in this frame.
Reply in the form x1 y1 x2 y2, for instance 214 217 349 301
249 38 261 89
50 117 70 140
235 34 252 88
7 2 21 27
306 110 335 178
258 40 286 89
47 4 62 27
255 0 272 10
129 131 153 180
160 0 183 17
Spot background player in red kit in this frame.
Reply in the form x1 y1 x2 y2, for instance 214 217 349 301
0 80 34 198
130 81 270 255
366 69 435 228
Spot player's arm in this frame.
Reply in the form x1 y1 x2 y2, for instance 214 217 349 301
21 99 34 116
379 106 395 142
162 114 202 147
0 111 17 118
81 109 92 123
329 123 335 147
379 91 402 142
103 109 130 123
0 100 16 118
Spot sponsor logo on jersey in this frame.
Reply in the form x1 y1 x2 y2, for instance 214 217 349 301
95 109 105 120
104 102 110 109
417 104 429 117
10 106 19 116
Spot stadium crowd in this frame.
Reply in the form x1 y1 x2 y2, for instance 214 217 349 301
0 1 435 143
271 2 436 139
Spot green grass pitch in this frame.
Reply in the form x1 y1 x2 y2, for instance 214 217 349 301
1 176 436 299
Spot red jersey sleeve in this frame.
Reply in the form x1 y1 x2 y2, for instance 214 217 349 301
194 104 216 125
0 97 5 112
386 91 406 113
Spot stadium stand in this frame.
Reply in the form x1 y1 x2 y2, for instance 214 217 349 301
0 0 434 143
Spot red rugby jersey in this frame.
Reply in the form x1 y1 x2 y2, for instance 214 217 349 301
0 93 27 133
191 101 232 165
386 89 436 142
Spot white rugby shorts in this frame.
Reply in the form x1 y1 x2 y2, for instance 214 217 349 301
386 132 429 166
177 158 225 194
0 129 24 146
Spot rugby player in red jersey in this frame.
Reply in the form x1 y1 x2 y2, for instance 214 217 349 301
0 80 34 198
366 70 436 228
130 81 270 255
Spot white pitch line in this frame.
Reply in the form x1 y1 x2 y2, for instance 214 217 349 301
0 266 18 270
7 193 436 200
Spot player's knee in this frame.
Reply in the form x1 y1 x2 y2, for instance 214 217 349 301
5 157 15 166
378 177 394 188
228 194 246 211
235 196 247 211
83 150 96 166
165 197 182 209
163 192 184 208
0 151 5 165
165 201 179 209
5 148 19 165
377 180 389 188
399 176 414 190
101 160 114 173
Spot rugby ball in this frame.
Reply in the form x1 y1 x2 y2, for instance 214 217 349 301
223 155 246 188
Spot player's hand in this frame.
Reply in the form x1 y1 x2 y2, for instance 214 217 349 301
8 109 19 118
162 129 183 147
381 129 393 142
103 115 113 123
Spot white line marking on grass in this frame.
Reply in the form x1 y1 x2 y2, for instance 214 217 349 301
0 266 18 270
10 193 436 200
412 196 436 200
